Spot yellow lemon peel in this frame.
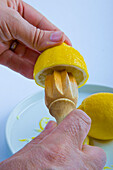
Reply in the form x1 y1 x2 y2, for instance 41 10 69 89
19 138 31 142
33 43 89 88
103 167 113 169
78 93 113 140
83 136 89 145
32 137 35 139
39 117 49 130
16 115 20 120
19 139 28 142
35 129 43 132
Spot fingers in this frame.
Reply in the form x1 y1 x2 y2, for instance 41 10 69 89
0 49 34 79
0 42 10 55
8 11 65 51
22 2 72 46
83 145 106 169
0 43 40 79
40 109 91 150
14 43 39 65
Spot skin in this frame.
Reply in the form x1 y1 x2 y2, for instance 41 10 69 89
0 110 106 170
0 0 71 78
0 0 106 169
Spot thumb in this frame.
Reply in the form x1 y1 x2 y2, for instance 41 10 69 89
40 109 91 150
8 11 65 51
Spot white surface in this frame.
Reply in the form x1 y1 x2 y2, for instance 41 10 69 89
6 90 55 154
0 0 113 162
6 85 113 167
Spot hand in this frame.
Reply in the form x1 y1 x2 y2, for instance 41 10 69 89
0 0 71 79
0 110 106 170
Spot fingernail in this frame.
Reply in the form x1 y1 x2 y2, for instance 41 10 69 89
50 31 63 42
44 121 56 130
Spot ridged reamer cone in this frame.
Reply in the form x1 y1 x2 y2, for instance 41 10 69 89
45 70 78 124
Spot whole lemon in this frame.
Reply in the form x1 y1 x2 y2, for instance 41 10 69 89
78 93 113 140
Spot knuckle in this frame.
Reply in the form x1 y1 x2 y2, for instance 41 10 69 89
26 145 67 169
0 20 12 41
5 8 19 19
32 28 45 51
40 144 68 165
59 110 92 144
7 0 23 11
0 8 21 40
45 149 66 165
0 10 12 41
60 32 65 42
75 109 91 126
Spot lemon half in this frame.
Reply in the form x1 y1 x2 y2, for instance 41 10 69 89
34 43 89 88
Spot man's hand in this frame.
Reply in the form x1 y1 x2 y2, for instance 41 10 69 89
0 0 71 78
0 110 106 170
